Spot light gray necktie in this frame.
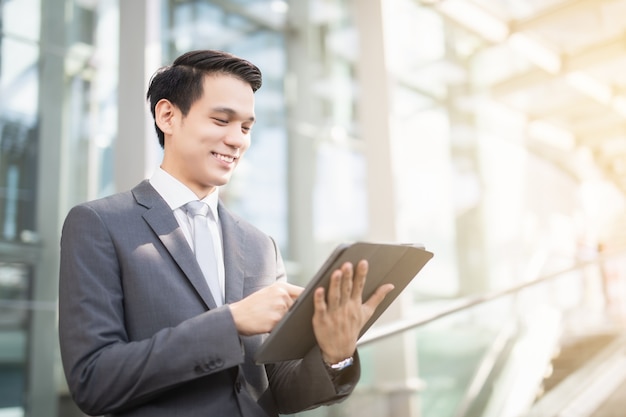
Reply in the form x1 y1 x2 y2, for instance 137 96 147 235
185 201 223 306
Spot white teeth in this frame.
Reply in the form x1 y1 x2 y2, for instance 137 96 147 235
214 153 235 163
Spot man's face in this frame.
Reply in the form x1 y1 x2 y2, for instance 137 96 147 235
158 74 255 198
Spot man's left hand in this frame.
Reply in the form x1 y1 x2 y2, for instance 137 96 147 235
312 260 394 365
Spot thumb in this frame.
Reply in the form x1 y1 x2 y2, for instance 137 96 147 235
363 283 395 311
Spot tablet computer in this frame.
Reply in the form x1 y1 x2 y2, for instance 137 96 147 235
254 241 434 364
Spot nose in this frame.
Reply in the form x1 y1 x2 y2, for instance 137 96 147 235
224 125 249 149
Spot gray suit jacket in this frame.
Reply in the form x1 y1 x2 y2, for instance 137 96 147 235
58 180 359 417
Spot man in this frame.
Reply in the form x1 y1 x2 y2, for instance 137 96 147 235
58 50 393 417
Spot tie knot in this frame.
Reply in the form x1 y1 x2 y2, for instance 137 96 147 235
185 200 210 217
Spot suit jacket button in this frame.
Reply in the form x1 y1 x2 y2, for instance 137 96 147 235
215 359 224 367
235 381 242 393
194 365 203 374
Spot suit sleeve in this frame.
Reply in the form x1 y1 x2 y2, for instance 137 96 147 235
266 347 360 414
58 204 244 415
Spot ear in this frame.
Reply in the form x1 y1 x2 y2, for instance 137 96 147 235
154 99 177 136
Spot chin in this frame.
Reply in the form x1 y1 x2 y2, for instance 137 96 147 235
208 176 231 188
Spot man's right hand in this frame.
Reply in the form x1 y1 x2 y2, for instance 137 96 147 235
229 282 303 336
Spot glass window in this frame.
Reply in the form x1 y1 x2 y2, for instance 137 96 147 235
1 20 40 243
307 0 367 250
64 0 119 203
0 262 31 414
162 0 289 248
2 0 40 41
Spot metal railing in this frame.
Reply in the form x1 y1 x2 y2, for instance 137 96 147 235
358 248 626 348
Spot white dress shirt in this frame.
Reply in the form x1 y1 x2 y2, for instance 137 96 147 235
149 168 225 302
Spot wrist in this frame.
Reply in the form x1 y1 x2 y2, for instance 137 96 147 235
323 356 354 372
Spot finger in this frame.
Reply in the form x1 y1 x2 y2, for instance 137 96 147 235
340 262 353 302
282 282 304 299
313 287 327 315
326 269 342 308
363 283 395 311
351 259 368 299
284 296 295 311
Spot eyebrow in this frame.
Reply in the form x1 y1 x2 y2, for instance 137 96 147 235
212 107 256 123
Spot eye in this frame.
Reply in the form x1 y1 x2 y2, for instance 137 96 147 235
242 125 251 133
212 118 228 124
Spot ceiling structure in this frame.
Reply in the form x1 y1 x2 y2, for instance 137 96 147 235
421 0 626 195
173 0 626 196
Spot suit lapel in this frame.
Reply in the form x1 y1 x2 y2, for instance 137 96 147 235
132 181 218 309
219 204 246 304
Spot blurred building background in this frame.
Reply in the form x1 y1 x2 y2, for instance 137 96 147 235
1 0 626 416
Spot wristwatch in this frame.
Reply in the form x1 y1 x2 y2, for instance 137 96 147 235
324 356 354 373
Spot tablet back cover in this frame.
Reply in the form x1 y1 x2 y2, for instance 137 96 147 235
254 242 433 364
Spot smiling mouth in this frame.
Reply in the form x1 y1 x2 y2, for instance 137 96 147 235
212 152 237 163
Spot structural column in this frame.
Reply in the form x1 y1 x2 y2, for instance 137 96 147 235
31 0 66 415
354 1 421 416
285 0 319 284
116 0 162 192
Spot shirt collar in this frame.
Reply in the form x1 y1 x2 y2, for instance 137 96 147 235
149 167 220 220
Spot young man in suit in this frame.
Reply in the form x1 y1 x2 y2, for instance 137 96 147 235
58 50 393 417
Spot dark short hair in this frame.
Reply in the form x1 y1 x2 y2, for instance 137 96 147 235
146 50 263 148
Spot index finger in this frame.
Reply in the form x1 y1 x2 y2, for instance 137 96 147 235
281 282 304 299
